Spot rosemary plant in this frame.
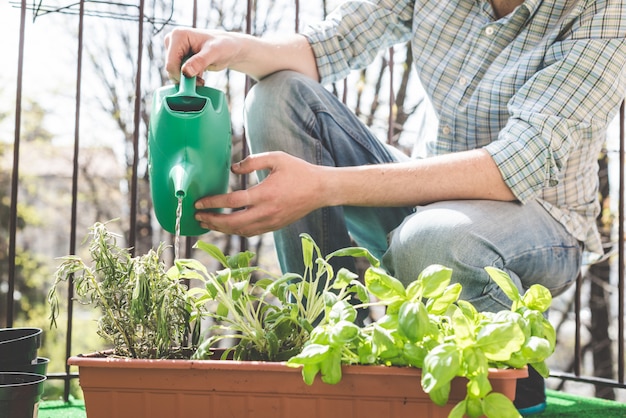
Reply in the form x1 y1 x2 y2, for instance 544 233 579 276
48 222 200 359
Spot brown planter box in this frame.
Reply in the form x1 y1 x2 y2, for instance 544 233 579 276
68 355 527 418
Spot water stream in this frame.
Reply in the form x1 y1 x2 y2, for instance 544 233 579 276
174 196 183 260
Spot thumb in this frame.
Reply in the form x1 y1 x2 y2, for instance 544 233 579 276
181 54 205 78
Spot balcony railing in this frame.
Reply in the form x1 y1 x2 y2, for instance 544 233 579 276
3 0 625 403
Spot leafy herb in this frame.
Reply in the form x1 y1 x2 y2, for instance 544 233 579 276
286 261 556 418
176 233 370 361
48 221 201 359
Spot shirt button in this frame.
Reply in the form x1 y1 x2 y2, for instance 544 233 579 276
442 126 451 135
485 26 495 35
458 76 468 86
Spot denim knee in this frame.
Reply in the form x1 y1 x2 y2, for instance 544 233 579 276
382 207 517 313
244 71 318 154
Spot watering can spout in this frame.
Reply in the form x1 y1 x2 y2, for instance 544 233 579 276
169 164 190 199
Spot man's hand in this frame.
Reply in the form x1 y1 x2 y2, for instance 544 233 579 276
194 152 325 237
163 28 319 82
164 28 244 84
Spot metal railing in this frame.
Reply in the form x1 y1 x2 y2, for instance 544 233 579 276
3 0 625 402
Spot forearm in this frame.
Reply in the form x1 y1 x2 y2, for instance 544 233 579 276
233 33 319 81
165 29 319 83
320 149 516 207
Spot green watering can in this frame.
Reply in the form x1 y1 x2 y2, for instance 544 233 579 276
148 73 231 236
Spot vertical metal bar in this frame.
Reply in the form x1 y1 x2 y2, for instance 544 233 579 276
192 0 198 28
387 47 394 144
295 0 299 33
619 100 625 384
574 272 582 376
129 0 146 254
239 0 254 253
7 0 28 328
64 0 86 401
185 0 199 259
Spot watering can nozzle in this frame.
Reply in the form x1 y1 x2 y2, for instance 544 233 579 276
170 164 190 199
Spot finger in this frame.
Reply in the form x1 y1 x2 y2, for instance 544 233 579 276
231 152 279 175
195 209 267 237
195 189 250 210
181 53 206 78
164 30 190 81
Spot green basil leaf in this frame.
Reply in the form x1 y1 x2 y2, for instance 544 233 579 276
386 300 405 315
357 338 376 364
329 320 360 344
403 342 427 368
320 347 342 384
365 267 406 301
466 373 492 398
542 318 557 347
372 325 401 359
398 301 429 343
451 304 475 346
419 264 453 299
530 361 550 378
449 400 467 418
427 382 452 406
374 314 399 330
494 311 530 341
484 267 521 303
521 336 554 362
329 300 357 323
504 351 528 369
483 392 521 418
427 283 462 314
462 347 489 378
522 284 552 313
309 327 331 345
476 322 525 361
301 363 320 385
456 300 478 321
466 395 484 418
286 343 330 365
422 343 461 394
405 280 423 301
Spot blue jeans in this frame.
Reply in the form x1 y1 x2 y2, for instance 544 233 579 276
244 71 582 313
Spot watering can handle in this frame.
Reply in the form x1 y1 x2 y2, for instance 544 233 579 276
179 72 198 96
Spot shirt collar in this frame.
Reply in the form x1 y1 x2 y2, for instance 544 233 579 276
477 0 544 21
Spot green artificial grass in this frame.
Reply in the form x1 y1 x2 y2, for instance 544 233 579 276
38 390 625 417
38 399 86 418
538 390 626 417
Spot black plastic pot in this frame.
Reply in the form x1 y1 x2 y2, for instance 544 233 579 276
0 328 42 366
0 372 46 418
1 357 49 375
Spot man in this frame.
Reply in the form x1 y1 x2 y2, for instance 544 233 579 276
164 0 626 413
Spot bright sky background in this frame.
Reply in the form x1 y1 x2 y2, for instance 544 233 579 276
1 1 111 147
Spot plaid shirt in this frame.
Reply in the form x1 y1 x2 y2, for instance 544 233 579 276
303 0 626 255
